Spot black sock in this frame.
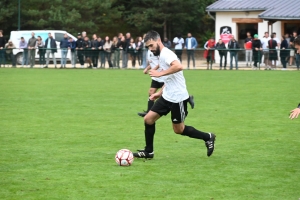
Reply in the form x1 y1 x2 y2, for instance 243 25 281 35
147 98 155 112
182 125 210 141
144 123 155 152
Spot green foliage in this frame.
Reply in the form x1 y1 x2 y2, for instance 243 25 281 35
1 0 215 40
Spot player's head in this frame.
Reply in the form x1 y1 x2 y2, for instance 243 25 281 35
144 30 162 56
294 37 300 52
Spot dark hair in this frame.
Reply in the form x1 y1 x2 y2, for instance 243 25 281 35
144 30 160 43
294 37 300 46
21 37 24 39
271 34 274 39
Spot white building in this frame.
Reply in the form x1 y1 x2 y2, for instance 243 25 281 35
206 0 300 64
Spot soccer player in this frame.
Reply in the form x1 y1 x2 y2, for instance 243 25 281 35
137 50 195 117
133 31 216 159
289 37 300 119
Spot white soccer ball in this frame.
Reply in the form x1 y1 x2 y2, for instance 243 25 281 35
115 149 134 166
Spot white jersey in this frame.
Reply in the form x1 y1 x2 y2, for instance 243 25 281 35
147 50 164 83
159 47 189 103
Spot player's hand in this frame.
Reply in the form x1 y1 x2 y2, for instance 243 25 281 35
149 69 161 77
143 68 148 74
149 92 161 101
289 108 300 119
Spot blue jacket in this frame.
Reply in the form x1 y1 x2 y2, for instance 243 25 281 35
185 37 198 49
60 38 69 49
68 41 76 52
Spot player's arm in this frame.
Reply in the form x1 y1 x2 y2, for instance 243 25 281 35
143 65 151 74
289 103 300 119
149 85 165 101
149 60 182 77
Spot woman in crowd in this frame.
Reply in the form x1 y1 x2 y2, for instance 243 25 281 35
103 36 113 68
280 35 289 70
128 38 136 68
35 36 45 68
111 36 120 68
135 36 143 67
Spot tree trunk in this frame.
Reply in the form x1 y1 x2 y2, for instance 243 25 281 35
163 19 167 40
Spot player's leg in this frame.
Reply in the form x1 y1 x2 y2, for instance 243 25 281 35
134 97 170 159
171 99 216 157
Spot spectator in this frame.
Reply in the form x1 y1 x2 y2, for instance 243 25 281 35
135 36 143 67
103 36 113 68
284 33 291 66
118 33 123 42
185 33 198 69
19 37 28 68
68 37 76 68
252 34 262 70
173 33 184 61
111 36 121 68
91 34 99 68
268 33 278 70
163 37 172 49
97 37 105 68
141 33 147 69
35 36 45 68
0 30 5 67
272 32 281 66
60 33 69 68
45 33 57 68
121 32 131 68
228 35 240 70
83 36 92 68
291 31 300 70
204 37 215 70
128 38 136 68
27 32 37 68
261 32 270 70
76 33 85 68
5 40 16 67
244 32 253 67
215 39 227 70
82 31 87 38
280 35 289 70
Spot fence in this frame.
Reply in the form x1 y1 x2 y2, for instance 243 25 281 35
0 48 298 70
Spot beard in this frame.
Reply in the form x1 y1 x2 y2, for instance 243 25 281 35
152 45 161 56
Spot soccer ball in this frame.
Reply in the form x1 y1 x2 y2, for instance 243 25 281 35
115 149 134 166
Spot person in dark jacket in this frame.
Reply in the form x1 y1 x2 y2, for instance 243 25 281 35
91 34 99 68
0 30 6 67
76 33 84 68
45 32 57 68
83 36 92 68
68 37 77 68
215 39 227 70
252 34 262 69
60 33 69 68
97 37 105 68
280 36 289 70
163 37 172 49
268 33 278 69
228 35 240 70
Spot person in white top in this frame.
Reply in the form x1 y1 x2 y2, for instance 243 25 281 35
172 33 184 61
260 32 271 69
133 30 216 159
137 50 195 117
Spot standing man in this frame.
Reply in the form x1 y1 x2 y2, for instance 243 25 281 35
185 33 198 69
60 33 69 68
291 31 300 70
261 32 270 70
123 32 131 68
19 37 28 68
252 34 262 70
0 30 5 67
268 33 278 70
45 33 57 68
68 37 77 68
27 32 37 68
163 37 172 49
133 30 215 159
244 32 253 67
215 39 227 70
228 35 240 70
76 33 84 68
173 33 184 61
91 34 99 68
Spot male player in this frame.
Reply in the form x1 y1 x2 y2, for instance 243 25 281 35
133 31 216 159
289 37 300 119
137 49 194 117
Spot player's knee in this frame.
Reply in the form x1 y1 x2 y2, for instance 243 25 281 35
144 115 155 125
173 126 184 134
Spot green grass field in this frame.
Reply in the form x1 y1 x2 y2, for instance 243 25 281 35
0 68 299 200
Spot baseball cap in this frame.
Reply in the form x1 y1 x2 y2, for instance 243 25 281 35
254 34 258 38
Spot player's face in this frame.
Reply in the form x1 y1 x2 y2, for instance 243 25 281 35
146 39 160 56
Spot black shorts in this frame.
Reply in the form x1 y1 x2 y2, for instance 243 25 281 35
150 80 164 89
151 96 189 124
